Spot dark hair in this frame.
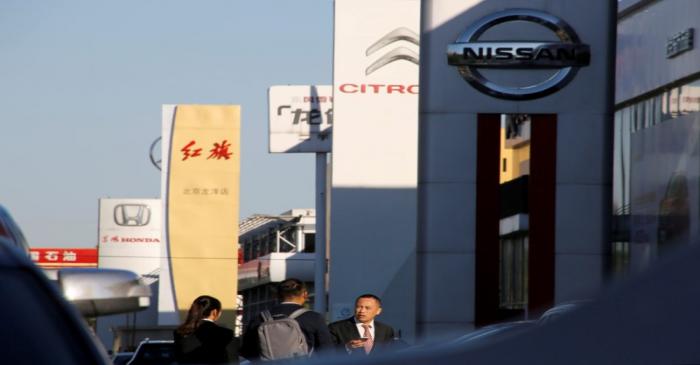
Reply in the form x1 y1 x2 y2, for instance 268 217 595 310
356 294 382 306
277 278 307 301
175 295 222 336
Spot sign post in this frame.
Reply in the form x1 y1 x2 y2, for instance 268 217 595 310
268 85 332 313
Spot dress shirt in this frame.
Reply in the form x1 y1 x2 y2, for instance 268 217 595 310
354 318 375 339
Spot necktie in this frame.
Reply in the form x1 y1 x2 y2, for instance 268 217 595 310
362 324 374 354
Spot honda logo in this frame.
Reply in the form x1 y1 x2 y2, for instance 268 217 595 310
366 27 419 75
114 204 151 227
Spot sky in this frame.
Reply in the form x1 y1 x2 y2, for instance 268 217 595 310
0 0 333 248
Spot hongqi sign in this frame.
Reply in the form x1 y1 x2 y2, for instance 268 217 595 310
180 139 233 161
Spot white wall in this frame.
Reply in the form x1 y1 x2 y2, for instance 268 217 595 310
330 0 420 341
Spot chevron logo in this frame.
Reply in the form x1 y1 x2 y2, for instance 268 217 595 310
365 27 420 75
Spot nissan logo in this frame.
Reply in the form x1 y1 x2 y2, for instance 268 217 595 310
447 9 590 100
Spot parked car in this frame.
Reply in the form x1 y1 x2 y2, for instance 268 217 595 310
398 320 535 355
126 339 176 365
448 320 536 349
537 300 591 325
399 301 591 356
112 352 135 365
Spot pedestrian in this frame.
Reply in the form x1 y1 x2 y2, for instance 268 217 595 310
173 295 239 364
328 294 396 356
240 278 334 361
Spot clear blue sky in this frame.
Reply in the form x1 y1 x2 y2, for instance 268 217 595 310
0 0 333 247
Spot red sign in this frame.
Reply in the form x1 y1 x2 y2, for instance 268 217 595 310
30 248 98 268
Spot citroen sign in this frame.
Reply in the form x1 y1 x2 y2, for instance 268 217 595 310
447 9 590 100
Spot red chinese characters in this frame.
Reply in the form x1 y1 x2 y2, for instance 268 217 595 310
208 140 232 160
181 140 202 161
29 248 98 268
180 139 234 161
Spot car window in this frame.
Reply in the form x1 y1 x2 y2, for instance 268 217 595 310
130 343 176 365
113 353 135 365
0 267 103 364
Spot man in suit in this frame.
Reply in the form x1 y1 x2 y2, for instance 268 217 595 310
328 294 396 356
240 278 334 360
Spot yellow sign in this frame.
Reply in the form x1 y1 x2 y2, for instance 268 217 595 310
167 105 240 327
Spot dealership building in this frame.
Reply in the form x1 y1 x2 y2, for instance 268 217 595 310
614 0 700 273
325 0 700 342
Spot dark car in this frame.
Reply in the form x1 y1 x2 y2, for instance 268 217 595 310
126 340 176 365
0 237 112 364
0 204 151 364
0 205 30 253
112 352 135 365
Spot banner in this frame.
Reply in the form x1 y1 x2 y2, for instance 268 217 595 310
30 248 98 268
159 105 240 327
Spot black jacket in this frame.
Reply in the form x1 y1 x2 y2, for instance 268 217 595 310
328 317 396 355
240 303 334 360
174 320 239 364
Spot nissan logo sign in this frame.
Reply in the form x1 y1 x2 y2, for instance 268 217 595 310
447 9 590 100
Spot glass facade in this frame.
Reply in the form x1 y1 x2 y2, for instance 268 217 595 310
613 77 700 272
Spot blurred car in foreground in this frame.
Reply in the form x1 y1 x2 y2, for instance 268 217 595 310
0 205 30 253
112 351 135 365
448 320 536 349
0 237 112 364
536 300 590 325
0 204 152 364
398 301 590 356
399 320 535 355
126 339 176 365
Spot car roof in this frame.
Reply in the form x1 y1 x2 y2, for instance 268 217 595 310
0 205 29 253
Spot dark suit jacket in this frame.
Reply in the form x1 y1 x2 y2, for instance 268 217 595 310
173 320 239 364
240 303 334 360
328 317 395 356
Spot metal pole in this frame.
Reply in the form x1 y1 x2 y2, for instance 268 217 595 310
314 152 327 313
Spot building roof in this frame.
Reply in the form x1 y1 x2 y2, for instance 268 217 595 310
238 210 314 236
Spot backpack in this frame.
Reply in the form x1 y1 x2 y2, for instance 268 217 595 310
257 308 310 361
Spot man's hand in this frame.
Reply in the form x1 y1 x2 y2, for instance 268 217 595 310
346 338 368 350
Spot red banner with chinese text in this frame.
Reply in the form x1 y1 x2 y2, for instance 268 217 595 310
30 248 98 268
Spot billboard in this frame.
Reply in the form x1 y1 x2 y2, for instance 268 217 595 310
30 248 98 268
159 105 240 328
330 0 420 341
268 85 333 153
98 198 161 276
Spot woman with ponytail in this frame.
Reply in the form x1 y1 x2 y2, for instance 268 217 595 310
174 295 239 364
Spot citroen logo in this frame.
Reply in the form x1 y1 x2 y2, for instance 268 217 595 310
447 9 591 100
114 204 151 227
366 27 419 75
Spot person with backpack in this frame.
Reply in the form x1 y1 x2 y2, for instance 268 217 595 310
240 278 334 361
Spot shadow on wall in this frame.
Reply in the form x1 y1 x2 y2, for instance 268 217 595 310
330 187 418 341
